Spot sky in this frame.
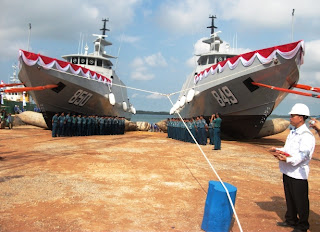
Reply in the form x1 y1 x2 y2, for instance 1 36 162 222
1 0 320 115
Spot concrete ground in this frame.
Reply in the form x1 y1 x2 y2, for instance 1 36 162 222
0 125 319 232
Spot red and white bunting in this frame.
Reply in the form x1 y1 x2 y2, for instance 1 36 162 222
194 40 305 84
19 50 112 85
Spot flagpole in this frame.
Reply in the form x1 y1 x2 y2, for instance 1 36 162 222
27 23 31 51
291 9 295 42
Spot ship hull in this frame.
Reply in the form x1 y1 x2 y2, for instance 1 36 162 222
178 50 302 139
18 62 131 129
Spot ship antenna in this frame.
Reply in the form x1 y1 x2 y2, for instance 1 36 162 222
100 18 110 36
207 15 217 35
27 23 32 51
291 9 295 42
115 33 123 71
95 18 110 56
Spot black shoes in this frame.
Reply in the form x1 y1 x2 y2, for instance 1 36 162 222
276 221 307 232
276 221 295 228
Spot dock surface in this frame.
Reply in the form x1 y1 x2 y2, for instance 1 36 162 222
1 126 319 231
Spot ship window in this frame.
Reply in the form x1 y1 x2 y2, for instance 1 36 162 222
80 58 86 64
200 56 208 65
88 58 95 66
72 57 78 64
97 59 102 67
208 56 215 64
102 61 108 68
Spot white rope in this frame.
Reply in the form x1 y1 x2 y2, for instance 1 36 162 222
111 82 167 96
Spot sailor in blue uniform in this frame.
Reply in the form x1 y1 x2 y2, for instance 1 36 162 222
195 116 201 144
185 118 192 143
177 119 181 141
208 114 215 145
95 116 99 135
166 119 171 138
99 116 104 135
87 115 92 136
51 113 59 137
168 119 172 139
176 118 180 140
58 112 66 137
90 116 95 135
190 118 196 143
81 115 87 136
172 119 177 140
181 119 186 142
212 113 222 150
174 119 178 140
76 115 82 136
71 114 77 136
65 113 71 136
198 116 204 145
104 116 108 135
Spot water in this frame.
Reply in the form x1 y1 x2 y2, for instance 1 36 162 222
130 113 172 124
131 113 291 124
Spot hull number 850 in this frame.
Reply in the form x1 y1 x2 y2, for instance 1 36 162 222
211 86 238 107
68 89 93 107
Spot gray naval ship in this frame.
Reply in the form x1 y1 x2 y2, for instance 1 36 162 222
173 16 305 138
18 19 134 129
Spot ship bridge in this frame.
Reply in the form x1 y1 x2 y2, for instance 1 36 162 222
62 18 117 73
195 15 236 69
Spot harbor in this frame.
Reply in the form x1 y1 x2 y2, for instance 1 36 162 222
0 125 319 231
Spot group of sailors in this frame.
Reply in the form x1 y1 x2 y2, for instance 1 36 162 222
51 112 125 137
167 114 222 149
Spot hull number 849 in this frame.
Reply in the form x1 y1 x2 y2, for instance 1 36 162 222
211 86 238 107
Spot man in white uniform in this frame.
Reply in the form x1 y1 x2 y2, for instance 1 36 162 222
270 103 315 232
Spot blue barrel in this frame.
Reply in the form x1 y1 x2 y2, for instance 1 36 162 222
201 181 237 232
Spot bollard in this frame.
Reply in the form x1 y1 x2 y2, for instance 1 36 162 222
201 181 237 232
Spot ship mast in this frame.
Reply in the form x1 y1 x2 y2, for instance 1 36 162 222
10 65 19 83
93 18 113 57
207 15 217 35
203 15 222 52
100 18 110 36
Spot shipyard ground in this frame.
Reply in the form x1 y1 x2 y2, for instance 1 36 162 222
0 125 319 232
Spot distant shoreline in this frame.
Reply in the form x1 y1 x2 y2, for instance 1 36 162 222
136 110 170 115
